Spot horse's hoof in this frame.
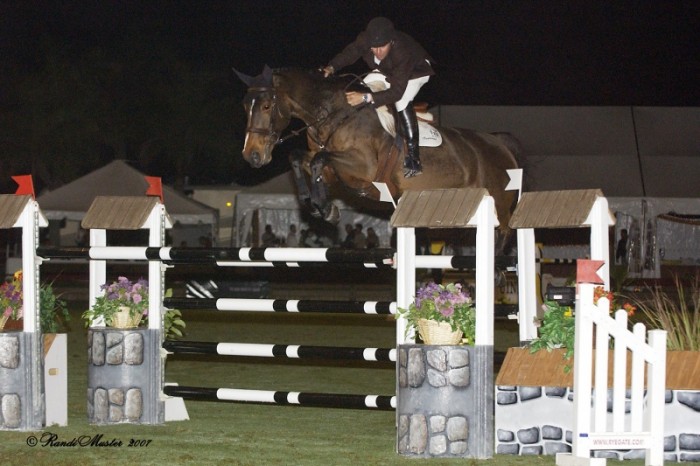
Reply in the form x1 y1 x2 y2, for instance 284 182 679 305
324 204 340 224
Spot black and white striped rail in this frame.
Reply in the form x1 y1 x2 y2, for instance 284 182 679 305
163 340 396 361
414 254 518 271
36 246 396 266
165 297 518 318
36 246 548 271
164 297 397 314
163 385 396 410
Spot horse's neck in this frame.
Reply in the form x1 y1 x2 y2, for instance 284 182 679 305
277 73 345 123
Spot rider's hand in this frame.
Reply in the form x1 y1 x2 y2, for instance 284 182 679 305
345 91 372 107
321 65 334 78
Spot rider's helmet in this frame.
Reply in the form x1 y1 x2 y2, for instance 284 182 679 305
365 17 395 47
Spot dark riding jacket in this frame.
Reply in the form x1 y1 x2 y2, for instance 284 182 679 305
328 30 434 108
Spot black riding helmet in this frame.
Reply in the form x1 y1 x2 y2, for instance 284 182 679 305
365 17 395 47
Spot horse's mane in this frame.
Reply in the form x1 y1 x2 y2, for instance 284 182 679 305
273 67 357 111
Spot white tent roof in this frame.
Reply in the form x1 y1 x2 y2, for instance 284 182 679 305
37 160 218 225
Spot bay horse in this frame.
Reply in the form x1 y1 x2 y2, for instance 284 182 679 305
236 66 520 251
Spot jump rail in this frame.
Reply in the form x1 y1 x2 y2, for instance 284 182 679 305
37 246 521 270
163 340 396 362
163 385 396 410
164 297 396 314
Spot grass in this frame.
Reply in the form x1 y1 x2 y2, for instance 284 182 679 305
1 296 651 465
628 273 700 351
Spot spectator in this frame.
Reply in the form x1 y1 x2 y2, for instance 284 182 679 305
353 223 367 249
261 224 278 247
616 228 628 265
299 229 309 247
341 223 355 248
366 227 380 248
286 224 299 247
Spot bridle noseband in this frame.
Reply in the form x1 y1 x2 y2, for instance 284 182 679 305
244 86 283 147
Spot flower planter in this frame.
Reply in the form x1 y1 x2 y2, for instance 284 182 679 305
417 319 463 345
111 306 143 329
82 276 149 330
0 317 23 332
495 347 700 461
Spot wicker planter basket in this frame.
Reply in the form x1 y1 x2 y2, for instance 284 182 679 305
111 306 143 329
417 318 463 345
0 315 23 331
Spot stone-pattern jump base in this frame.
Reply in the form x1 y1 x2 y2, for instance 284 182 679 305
397 344 493 459
87 328 163 425
495 385 700 463
0 332 43 430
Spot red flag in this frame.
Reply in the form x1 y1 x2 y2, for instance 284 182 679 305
144 176 164 203
12 175 35 198
576 259 605 286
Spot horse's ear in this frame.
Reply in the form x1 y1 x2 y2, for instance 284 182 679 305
233 67 255 87
262 65 274 86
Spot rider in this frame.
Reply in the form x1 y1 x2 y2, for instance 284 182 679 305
322 17 434 178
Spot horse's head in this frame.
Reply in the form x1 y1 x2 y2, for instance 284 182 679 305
234 65 291 167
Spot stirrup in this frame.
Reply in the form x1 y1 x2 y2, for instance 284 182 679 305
403 157 423 178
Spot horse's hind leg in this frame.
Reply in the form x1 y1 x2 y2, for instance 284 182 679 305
496 227 515 256
310 151 339 224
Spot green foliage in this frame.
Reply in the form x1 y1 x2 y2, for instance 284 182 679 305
628 274 700 351
163 289 186 340
1 270 70 333
396 282 476 344
39 283 70 333
530 288 640 373
529 301 576 364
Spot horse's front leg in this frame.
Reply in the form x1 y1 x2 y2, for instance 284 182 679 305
309 151 340 224
289 150 315 212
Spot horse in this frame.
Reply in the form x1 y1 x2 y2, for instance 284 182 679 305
235 66 520 251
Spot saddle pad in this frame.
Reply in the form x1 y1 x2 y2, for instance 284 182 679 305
375 107 442 147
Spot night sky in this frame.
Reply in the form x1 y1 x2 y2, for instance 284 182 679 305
2 1 698 106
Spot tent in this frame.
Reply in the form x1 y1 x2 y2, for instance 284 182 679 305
233 171 393 247
36 160 218 247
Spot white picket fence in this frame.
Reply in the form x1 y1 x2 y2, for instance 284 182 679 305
557 283 667 466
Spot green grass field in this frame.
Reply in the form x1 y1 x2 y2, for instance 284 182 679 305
0 297 651 465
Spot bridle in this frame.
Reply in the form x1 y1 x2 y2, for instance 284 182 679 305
244 74 369 151
244 87 284 147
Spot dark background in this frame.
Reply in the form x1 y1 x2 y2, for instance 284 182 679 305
0 1 697 190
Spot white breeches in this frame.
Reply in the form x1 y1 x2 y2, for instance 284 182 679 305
363 72 431 111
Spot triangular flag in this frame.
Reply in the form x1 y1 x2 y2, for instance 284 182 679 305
371 182 396 208
144 176 164 203
505 169 522 192
12 175 35 199
576 259 605 286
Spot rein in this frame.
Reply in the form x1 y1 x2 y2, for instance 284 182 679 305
245 73 371 150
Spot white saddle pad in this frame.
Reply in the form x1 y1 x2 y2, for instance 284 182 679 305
363 73 442 147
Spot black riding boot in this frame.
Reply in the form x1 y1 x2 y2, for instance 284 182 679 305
398 104 422 178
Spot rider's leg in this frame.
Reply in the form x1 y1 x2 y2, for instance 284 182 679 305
397 104 422 178
394 75 429 178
